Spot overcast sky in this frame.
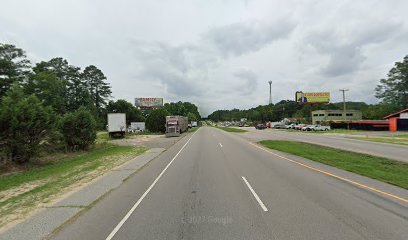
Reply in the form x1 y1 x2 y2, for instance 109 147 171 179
1 0 408 116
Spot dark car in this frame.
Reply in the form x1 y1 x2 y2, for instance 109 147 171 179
255 124 266 130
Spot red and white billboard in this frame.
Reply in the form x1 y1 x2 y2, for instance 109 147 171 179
135 98 163 108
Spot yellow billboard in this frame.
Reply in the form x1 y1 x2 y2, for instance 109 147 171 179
296 91 330 104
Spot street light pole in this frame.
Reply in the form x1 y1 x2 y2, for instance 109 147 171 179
268 81 272 105
339 88 349 127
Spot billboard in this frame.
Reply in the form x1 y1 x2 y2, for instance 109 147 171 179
135 98 163 108
296 91 330 104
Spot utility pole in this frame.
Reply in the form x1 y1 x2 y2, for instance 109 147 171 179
268 81 272 104
339 89 349 127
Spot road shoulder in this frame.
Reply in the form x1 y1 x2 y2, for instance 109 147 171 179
0 148 165 240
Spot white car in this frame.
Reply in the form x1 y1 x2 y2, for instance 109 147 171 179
314 125 331 131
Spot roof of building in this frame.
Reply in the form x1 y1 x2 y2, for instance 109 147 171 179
312 109 362 113
383 108 408 119
351 120 389 125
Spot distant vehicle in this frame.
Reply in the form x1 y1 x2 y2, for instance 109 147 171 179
165 116 188 137
130 122 145 132
188 123 192 128
274 123 286 129
255 124 266 130
294 124 306 130
302 125 315 131
107 113 126 138
314 125 331 131
244 124 249 127
191 121 198 127
286 123 296 129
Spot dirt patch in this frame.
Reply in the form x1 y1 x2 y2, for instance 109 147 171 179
0 179 50 203
110 134 188 149
110 135 163 147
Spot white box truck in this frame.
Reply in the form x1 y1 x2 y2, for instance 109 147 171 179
107 113 126 137
165 116 188 137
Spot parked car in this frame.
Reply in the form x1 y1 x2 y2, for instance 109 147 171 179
295 124 306 130
286 123 296 129
255 124 266 130
274 123 286 129
302 125 315 131
314 124 331 131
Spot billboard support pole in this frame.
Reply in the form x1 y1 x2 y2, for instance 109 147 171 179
339 89 349 129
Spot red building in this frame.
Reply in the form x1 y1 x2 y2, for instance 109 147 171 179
384 108 408 132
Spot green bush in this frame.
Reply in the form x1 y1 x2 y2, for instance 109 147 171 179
146 108 169 133
0 88 55 163
60 107 97 150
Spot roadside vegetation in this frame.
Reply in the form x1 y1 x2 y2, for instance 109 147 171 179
216 127 248 133
0 132 147 228
188 126 201 133
259 140 408 190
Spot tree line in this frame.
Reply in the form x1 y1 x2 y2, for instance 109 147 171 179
0 42 202 165
0 43 114 164
144 101 202 133
208 55 408 123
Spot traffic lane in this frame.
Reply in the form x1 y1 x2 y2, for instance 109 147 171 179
50 132 197 240
240 128 408 163
112 127 273 240
216 127 408 201
213 128 408 240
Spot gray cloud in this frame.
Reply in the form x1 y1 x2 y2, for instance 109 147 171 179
302 13 403 77
232 68 258 95
127 19 295 101
205 20 296 58
1 0 408 116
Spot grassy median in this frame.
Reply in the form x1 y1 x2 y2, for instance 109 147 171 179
259 140 408 190
216 127 248 133
285 129 367 134
0 143 147 227
350 135 408 146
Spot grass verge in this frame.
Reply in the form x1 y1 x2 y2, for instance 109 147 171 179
350 136 408 146
0 144 147 228
285 129 367 134
216 127 248 133
259 140 408 190
188 126 201 133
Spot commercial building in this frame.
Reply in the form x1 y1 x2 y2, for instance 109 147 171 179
384 108 408 131
312 110 362 124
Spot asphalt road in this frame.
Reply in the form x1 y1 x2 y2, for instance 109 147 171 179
240 128 408 163
50 127 408 240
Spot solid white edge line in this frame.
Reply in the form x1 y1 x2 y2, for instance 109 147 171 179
105 129 200 240
241 176 268 212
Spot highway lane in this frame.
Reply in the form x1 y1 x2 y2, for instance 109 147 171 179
240 128 408 163
51 127 408 240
